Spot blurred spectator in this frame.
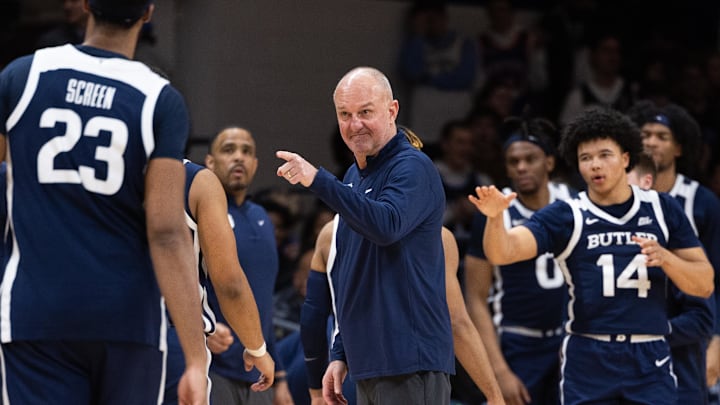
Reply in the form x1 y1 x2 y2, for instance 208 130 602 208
35 0 87 48
399 0 478 143
466 106 507 187
477 0 547 93
538 0 599 121
255 193 301 297
432 120 491 264
559 29 634 125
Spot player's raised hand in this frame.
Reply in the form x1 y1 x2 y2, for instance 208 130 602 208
468 186 517 219
276 151 318 187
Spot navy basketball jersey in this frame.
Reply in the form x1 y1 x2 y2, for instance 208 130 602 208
492 182 572 330
0 45 188 347
668 174 720 270
528 186 700 335
183 160 217 335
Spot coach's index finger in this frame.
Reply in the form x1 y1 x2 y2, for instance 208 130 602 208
275 150 319 187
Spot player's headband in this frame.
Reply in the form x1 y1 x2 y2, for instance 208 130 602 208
502 133 553 156
649 114 671 127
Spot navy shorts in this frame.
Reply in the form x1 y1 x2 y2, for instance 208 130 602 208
501 331 563 405
1 340 164 405
560 334 677 405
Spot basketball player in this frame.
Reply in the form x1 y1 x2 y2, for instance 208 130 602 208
0 0 207 403
465 117 573 405
628 151 714 404
628 101 720 403
161 159 276 404
469 106 713 404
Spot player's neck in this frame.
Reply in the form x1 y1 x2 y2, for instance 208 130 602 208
82 20 140 59
232 190 248 207
653 168 677 193
588 178 632 206
517 183 550 211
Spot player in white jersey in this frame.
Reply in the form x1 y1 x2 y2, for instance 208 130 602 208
469 106 713 404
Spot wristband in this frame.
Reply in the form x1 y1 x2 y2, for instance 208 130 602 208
245 342 267 357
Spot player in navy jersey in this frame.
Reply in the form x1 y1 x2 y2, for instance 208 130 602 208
465 116 573 405
628 101 720 402
203 127 293 405
161 159 276 405
0 1 208 404
276 67 454 405
628 151 714 404
469 106 714 405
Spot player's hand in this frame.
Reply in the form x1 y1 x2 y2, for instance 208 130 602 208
707 336 720 386
631 235 667 267
468 186 516 219
243 350 275 391
273 379 295 405
206 323 234 354
177 364 209 405
496 368 531 405
322 360 348 405
276 151 319 187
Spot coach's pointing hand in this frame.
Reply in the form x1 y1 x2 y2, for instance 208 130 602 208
276 151 318 187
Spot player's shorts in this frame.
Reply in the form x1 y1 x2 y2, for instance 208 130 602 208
1 340 164 405
560 334 677 405
500 328 563 405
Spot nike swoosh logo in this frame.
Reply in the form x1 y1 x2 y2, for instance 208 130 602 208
365 188 373 194
585 218 599 225
655 356 670 367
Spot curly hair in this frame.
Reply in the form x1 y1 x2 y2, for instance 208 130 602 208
626 100 702 176
559 107 642 172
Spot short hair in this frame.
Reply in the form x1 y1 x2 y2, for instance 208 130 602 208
559 106 642 172
439 119 468 142
88 0 152 27
626 100 702 175
632 151 657 178
207 126 251 155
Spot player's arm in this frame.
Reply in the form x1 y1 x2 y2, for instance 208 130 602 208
465 254 529 405
145 158 208 401
302 220 334 400
190 168 274 390
443 228 505 405
469 186 538 264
